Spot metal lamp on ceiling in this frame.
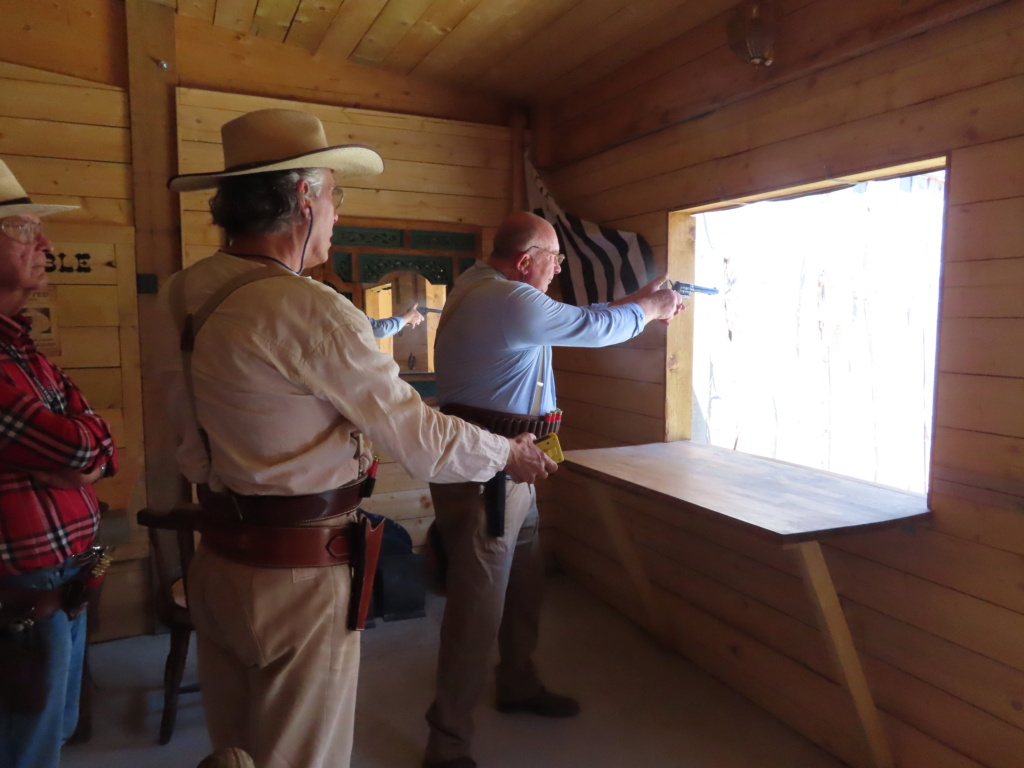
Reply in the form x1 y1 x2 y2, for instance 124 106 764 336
727 0 778 68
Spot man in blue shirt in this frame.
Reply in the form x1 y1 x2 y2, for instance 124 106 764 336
367 302 423 338
423 211 684 768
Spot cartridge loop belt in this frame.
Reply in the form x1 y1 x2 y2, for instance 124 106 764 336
440 402 560 439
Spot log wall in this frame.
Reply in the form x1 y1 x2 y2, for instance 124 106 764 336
536 2 1024 766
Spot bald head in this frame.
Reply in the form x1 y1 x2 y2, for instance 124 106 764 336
487 210 562 292
491 211 555 262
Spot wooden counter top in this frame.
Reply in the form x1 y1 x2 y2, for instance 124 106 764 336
563 441 931 544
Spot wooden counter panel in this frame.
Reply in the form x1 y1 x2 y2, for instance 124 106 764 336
564 441 930 543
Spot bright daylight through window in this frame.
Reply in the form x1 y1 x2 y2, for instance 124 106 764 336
690 169 946 493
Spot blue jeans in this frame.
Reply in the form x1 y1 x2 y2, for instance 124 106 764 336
0 562 88 768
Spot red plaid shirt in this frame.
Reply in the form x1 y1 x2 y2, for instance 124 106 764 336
0 311 117 576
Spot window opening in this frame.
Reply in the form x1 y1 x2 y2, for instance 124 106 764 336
689 168 946 493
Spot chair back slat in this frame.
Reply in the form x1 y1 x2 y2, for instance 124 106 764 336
136 504 200 625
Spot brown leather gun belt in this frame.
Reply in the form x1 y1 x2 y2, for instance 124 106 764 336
195 491 386 631
0 586 66 626
197 479 365 526
0 550 101 628
198 518 354 569
196 482 365 568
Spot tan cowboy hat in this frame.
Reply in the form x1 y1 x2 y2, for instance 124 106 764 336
0 159 78 218
168 108 384 192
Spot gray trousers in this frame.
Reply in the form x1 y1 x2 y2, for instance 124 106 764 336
425 479 545 763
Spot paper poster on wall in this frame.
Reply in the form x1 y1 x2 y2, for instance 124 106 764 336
25 286 61 356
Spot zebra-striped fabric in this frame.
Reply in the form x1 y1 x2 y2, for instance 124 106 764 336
525 156 654 306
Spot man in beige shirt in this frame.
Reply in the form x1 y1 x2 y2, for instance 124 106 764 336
155 109 555 768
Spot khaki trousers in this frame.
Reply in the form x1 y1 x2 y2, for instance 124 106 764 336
188 543 360 768
425 479 545 763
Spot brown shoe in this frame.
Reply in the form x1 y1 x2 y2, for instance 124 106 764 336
496 689 580 718
422 758 477 768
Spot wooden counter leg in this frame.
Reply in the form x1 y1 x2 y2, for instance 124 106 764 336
586 483 673 647
793 541 893 768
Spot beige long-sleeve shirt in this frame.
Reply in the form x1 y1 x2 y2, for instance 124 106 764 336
154 252 508 496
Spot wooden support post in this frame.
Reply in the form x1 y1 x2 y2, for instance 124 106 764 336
529 103 554 170
125 0 185 509
665 210 693 442
793 541 893 768
510 111 526 212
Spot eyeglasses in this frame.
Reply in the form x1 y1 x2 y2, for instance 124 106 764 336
528 245 565 265
330 186 346 211
1 218 44 245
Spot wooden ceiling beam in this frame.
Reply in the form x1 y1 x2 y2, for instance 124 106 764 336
175 14 512 124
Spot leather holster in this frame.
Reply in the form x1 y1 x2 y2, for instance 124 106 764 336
347 514 386 631
484 472 507 538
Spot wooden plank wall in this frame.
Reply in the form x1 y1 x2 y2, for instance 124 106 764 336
0 0 127 88
0 61 149 640
176 87 511 265
176 87 513 548
536 2 1024 767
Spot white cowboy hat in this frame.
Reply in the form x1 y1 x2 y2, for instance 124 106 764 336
0 159 78 218
168 108 384 192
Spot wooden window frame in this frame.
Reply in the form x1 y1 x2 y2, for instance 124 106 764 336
666 156 948 442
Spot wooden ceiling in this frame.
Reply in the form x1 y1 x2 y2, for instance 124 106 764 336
172 0 736 103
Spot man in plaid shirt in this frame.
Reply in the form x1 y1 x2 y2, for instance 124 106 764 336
0 159 117 768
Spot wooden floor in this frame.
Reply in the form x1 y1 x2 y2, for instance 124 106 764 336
64 574 846 768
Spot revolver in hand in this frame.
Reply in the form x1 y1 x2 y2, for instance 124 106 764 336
669 280 719 298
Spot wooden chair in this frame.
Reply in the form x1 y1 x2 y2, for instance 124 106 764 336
136 504 200 745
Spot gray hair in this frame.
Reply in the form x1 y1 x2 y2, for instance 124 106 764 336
209 167 327 241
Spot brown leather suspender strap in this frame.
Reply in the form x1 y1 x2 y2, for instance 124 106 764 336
167 262 294 465
169 262 294 348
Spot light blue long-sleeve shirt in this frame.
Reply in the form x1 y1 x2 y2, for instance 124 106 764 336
367 315 405 338
435 262 645 415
